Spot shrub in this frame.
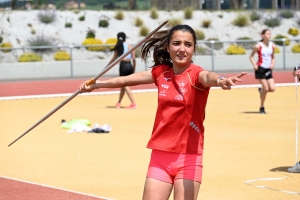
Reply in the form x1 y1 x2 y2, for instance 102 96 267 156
273 34 290 46
218 14 223 18
65 22 72 28
18 53 42 62
37 9 56 24
27 35 57 52
264 17 280 28
204 38 223 50
288 27 299 37
226 45 246 55
82 38 104 51
1 42 12 52
150 7 159 19
79 15 85 21
99 19 109 27
105 38 117 50
140 26 149 36
184 7 193 19
202 20 211 28
236 37 256 49
196 46 211 55
31 29 36 34
7 17 10 22
274 46 280 53
54 51 71 61
195 29 205 40
0 36 2 43
86 28 96 39
27 23 32 27
135 17 143 27
114 10 124 20
250 11 260 21
233 14 249 27
280 10 294 18
166 18 182 28
292 44 300 53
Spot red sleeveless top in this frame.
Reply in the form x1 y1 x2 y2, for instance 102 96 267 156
147 63 210 154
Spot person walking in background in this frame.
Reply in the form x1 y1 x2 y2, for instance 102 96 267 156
249 29 276 114
107 32 137 108
80 24 247 199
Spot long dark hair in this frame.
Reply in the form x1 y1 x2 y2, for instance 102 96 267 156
260 29 270 42
112 32 126 57
141 24 196 67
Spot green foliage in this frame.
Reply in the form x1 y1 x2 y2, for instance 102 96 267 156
292 44 300 53
114 10 124 20
86 28 96 39
204 38 223 50
226 45 246 55
218 14 223 18
280 10 294 18
264 17 280 28
27 23 32 27
79 15 85 21
65 22 72 28
27 35 58 52
184 7 193 19
273 34 290 46
166 18 182 28
196 46 211 55
135 17 143 27
105 38 117 50
18 53 42 62
37 9 57 24
99 19 109 27
31 29 36 34
54 51 71 61
7 17 10 22
236 37 256 49
140 26 149 36
195 29 205 40
202 19 211 28
0 36 2 43
150 7 158 19
1 42 12 52
288 27 299 37
233 14 249 27
82 38 105 51
250 11 260 21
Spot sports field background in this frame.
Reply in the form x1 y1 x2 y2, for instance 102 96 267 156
0 76 300 199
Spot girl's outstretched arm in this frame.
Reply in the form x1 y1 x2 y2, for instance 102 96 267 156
79 70 153 93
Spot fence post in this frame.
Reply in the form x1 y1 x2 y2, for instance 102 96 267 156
210 40 215 71
69 45 74 77
282 38 286 70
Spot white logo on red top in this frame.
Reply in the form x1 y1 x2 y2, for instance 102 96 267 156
189 121 200 133
175 94 183 100
162 84 169 89
164 77 171 81
178 80 185 87
159 90 166 96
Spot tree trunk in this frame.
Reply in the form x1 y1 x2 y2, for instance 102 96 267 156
77 0 81 9
128 0 137 9
150 0 158 8
272 0 277 9
215 0 221 10
11 0 17 10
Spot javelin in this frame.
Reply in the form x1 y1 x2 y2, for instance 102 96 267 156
8 20 168 147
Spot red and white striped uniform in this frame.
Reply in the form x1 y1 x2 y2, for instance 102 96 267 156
256 42 274 69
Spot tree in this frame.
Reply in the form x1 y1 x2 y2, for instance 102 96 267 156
11 0 17 10
128 0 137 9
230 0 243 9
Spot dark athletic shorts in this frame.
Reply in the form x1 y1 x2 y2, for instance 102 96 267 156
255 66 273 80
119 61 134 76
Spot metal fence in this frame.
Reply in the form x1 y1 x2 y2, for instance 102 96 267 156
0 39 299 81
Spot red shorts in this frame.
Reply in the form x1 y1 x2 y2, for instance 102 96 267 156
146 149 203 184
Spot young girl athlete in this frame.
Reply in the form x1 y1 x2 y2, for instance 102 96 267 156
108 32 137 108
80 25 247 200
249 29 276 114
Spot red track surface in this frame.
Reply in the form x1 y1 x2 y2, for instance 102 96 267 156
0 71 295 97
0 177 109 200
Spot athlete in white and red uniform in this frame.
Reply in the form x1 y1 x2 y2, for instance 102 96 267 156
80 24 247 200
250 29 276 114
